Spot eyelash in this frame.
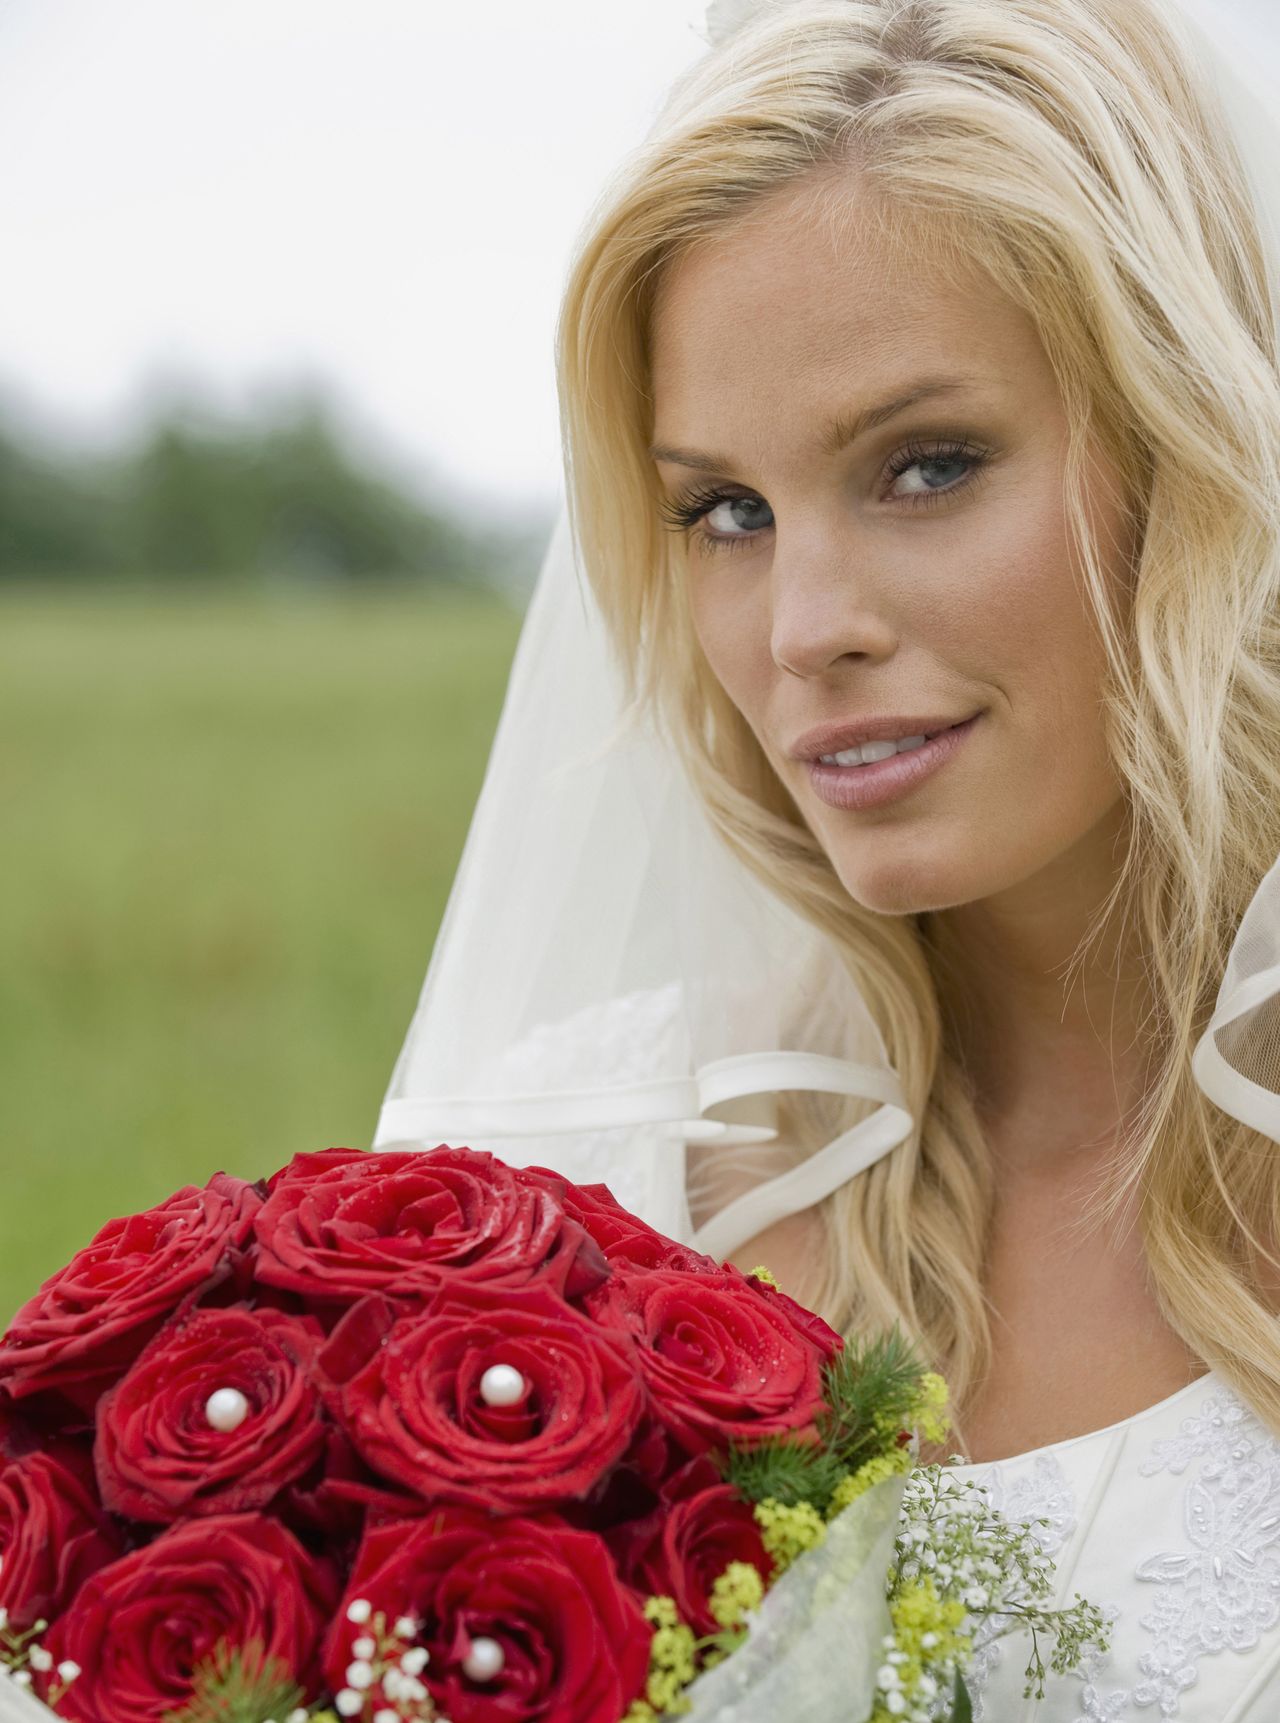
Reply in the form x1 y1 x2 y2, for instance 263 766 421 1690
656 436 990 556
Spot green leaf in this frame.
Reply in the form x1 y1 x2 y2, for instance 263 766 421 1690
948 1670 975 1723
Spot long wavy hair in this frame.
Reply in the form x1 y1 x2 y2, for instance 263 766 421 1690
552 0 1280 1431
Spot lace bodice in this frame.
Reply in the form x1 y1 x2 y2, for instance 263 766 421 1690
947 1373 1280 1721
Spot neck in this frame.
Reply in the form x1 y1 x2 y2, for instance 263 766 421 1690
920 800 1154 1167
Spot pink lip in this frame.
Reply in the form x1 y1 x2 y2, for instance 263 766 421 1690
791 712 979 760
805 714 981 811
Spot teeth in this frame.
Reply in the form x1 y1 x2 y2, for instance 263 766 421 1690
819 734 929 767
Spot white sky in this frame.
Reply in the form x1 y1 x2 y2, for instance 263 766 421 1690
0 0 712 519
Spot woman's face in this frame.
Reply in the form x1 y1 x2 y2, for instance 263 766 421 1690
649 177 1138 917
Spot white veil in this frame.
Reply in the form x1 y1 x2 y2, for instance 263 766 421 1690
372 502 909 1260
373 0 1280 1262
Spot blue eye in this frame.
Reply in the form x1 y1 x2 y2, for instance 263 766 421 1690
657 488 773 556
885 438 988 506
657 437 989 555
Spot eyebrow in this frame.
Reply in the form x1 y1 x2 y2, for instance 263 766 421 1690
648 376 982 472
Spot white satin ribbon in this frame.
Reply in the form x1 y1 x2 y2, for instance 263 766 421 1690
375 1051 912 1263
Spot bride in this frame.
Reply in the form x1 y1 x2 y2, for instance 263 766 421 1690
375 0 1280 1713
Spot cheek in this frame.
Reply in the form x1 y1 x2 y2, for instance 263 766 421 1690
925 482 1126 882
935 473 1118 749
688 571 772 720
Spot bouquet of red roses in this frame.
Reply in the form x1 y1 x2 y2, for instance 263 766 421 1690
0 1144 1104 1723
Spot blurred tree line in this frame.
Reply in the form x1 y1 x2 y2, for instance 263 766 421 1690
0 382 552 596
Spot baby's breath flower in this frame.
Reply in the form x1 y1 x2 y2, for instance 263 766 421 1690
876 1465 1111 1714
876 1574 970 1718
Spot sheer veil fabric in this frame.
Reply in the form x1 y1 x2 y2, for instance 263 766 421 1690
372 506 911 1260
373 0 1280 1260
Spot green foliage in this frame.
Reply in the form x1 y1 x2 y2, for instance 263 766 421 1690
719 1327 928 1509
161 1641 303 1723
815 1328 929 1472
720 1433 848 1511
0 383 548 590
948 1671 975 1723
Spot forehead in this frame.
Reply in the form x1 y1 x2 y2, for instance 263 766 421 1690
649 177 1039 418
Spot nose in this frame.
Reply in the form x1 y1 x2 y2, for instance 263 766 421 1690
769 529 898 678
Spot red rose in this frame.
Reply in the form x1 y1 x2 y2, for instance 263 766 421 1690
0 1450 120 1632
0 1173 261 1416
252 1146 608 1309
324 1509 650 1723
743 1267 852 1361
624 1454 775 1635
514 1169 717 1272
586 1263 841 1454
45 1513 337 1723
94 1305 327 1522
331 1280 646 1514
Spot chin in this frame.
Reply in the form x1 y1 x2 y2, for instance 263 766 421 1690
828 842 978 918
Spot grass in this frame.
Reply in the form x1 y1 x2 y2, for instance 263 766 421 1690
0 580 525 1324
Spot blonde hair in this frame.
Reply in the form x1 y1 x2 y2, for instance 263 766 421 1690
553 0 1280 1431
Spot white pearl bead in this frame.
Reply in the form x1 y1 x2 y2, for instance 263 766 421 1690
204 1387 250 1433
478 1364 526 1408
461 1636 505 1682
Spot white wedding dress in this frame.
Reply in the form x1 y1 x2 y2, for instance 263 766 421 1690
945 1371 1280 1722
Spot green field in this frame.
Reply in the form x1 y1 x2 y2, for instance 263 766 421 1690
0 582 525 1324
